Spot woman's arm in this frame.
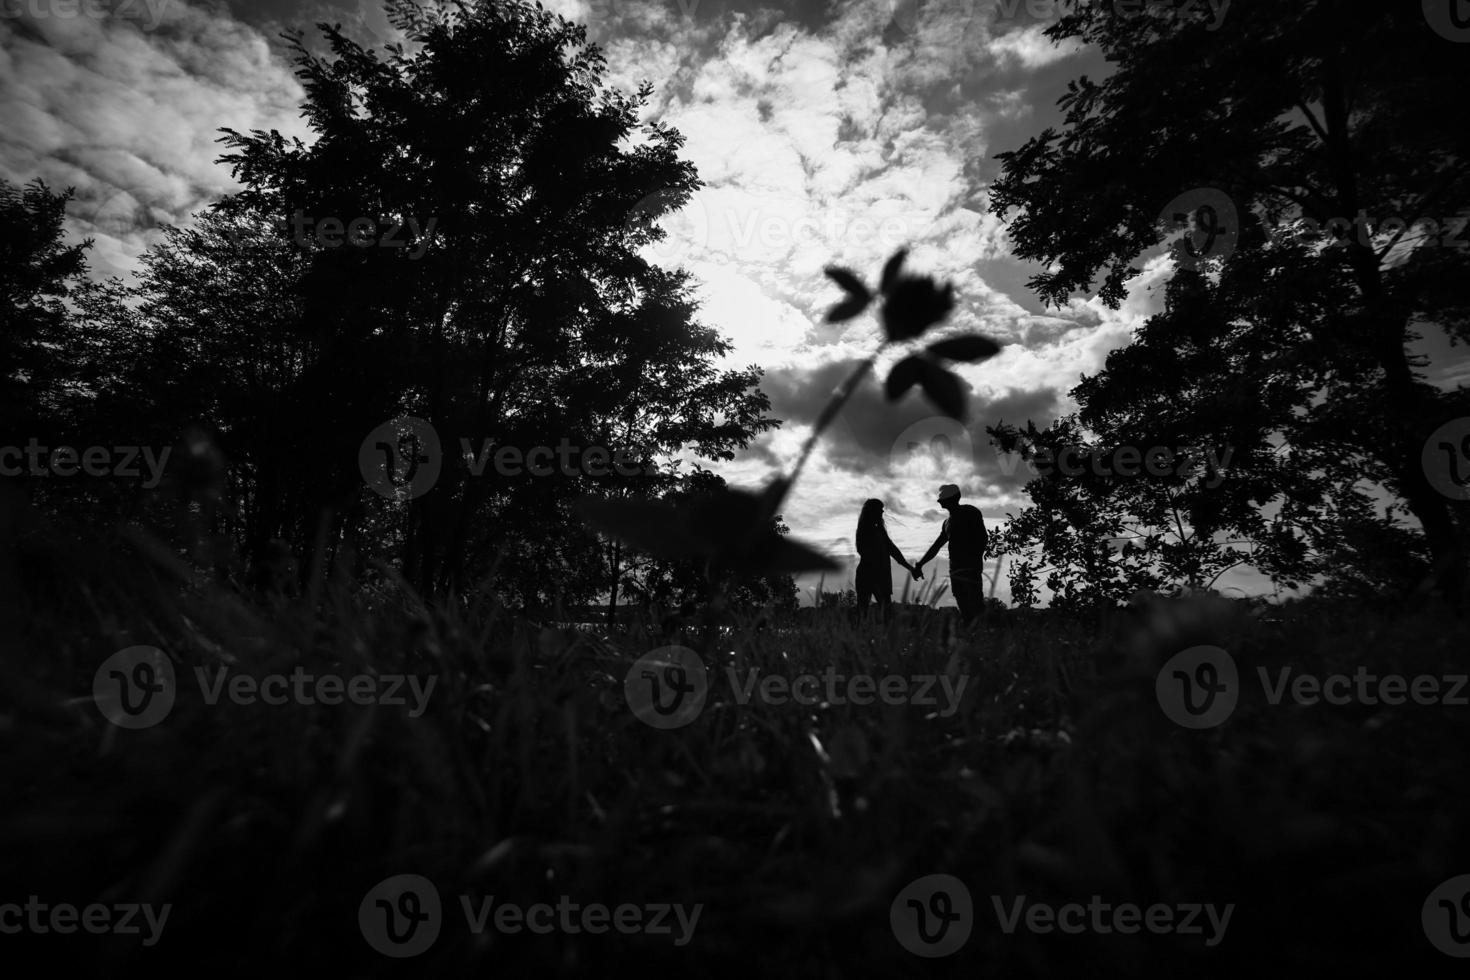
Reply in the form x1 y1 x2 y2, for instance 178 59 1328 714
886 530 911 570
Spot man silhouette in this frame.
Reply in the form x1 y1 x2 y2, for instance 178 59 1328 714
914 484 987 625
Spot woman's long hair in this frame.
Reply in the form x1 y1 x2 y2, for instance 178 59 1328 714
856 498 885 554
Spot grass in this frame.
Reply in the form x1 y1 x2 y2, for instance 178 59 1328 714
4 516 1470 978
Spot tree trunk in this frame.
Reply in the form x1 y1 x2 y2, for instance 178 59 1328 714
1322 53 1466 600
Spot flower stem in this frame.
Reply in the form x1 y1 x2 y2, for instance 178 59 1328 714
784 345 885 493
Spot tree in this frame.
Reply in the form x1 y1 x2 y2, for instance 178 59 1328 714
0 179 91 441
987 413 1322 610
94 0 774 602
987 0 1470 599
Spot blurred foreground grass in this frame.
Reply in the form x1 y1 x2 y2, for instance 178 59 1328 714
2 521 1468 978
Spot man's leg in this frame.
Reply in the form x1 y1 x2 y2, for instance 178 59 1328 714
951 568 984 626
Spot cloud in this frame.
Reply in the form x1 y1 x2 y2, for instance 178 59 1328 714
1 2 308 277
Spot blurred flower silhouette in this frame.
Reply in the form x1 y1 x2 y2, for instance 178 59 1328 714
578 248 1001 580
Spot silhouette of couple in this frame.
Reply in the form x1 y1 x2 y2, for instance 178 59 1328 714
856 484 988 624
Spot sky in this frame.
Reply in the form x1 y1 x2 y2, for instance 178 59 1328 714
3 0 1466 606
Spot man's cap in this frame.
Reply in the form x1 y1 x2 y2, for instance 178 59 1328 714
937 484 961 502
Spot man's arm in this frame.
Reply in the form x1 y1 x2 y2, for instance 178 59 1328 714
916 526 947 569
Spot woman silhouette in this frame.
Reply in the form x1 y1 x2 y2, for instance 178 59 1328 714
855 498 917 618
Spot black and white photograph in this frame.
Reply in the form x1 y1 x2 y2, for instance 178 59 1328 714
2 0 1469 974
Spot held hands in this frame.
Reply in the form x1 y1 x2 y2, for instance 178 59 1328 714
911 562 924 581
